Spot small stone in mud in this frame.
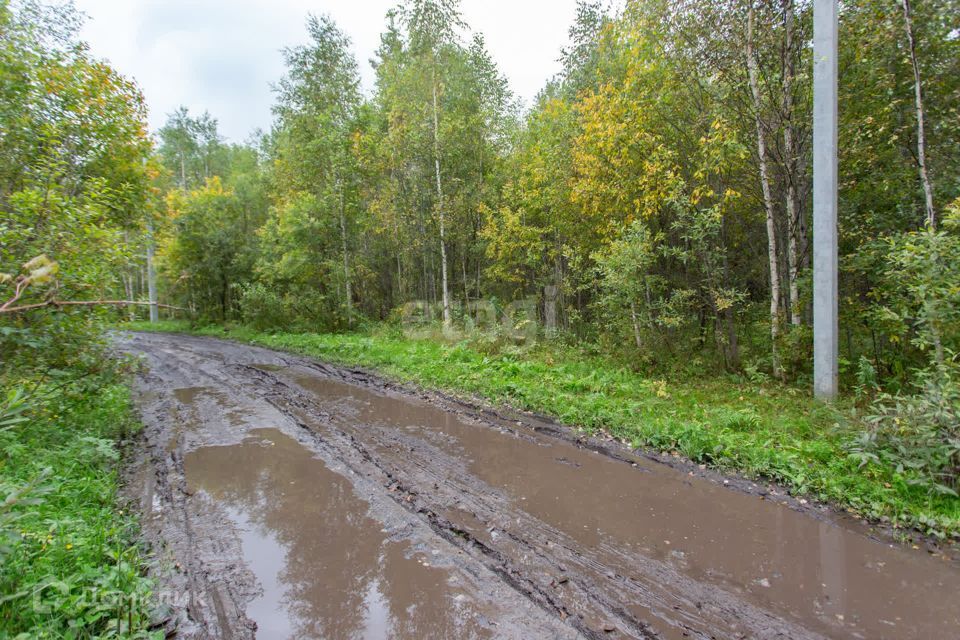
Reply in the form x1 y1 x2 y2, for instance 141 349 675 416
602 622 617 632
557 576 569 584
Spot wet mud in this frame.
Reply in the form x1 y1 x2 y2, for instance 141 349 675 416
120 332 960 640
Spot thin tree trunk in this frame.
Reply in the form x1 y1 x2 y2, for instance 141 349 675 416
461 252 469 307
748 2 783 378
146 216 159 323
179 151 187 191
630 301 642 349
123 273 135 321
337 177 353 326
726 306 740 370
396 237 404 301
417 196 428 304
431 66 451 327
721 208 741 370
901 0 936 228
391 168 405 302
782 0 801 327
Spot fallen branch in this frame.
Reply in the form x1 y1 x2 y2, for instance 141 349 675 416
0 300 189 315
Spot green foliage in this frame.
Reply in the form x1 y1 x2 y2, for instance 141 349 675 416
161 178 258 321
140 0 959 396
6 0 959 606
157 107 225 191
0 375 157 638
236 282 287 331
857 201 960 490
853 355 880 400
0 6 160 635
237 282 331 332
0 0 152 371
876 202 960 367
852 366 960 498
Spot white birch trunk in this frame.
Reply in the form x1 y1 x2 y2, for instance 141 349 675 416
146 216 158 323
901 0 936 228
431 66 451 327
748 3 783 377
782 0 802 327
337 177 353 326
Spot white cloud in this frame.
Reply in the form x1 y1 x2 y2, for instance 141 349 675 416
74 0 580 142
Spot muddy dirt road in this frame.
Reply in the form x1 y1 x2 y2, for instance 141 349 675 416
120 332 960 640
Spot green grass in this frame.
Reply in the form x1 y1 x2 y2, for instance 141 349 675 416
0 373 158 639
124 320 960 541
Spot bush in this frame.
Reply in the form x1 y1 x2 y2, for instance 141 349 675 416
237 282 287 331
238 282 334 332
0 379 158 638
851 366 960 496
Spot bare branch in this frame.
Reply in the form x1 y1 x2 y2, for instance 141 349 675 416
0 300 189 315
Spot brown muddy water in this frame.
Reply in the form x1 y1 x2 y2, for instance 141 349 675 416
184 429 500 639
120 332 960 640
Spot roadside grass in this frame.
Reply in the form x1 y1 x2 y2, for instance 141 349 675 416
0 373 158 638
124 320 960 541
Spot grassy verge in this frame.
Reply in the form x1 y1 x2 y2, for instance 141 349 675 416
0 372 158 638
125 320 960 541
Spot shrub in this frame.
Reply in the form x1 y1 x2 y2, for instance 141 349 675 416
851 366 960 496
238 283 334 332
0 379 157 638
237 282 286 331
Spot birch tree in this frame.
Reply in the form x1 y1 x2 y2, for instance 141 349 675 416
403 0 465 327
747 1 783 377
273 14 362 325
900 0 936 228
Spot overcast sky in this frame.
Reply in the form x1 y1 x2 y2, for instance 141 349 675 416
73 0 582 143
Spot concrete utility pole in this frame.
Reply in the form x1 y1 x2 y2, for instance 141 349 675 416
813 0 838 400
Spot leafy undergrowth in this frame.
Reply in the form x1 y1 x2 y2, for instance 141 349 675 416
0 374 158 639
125 320 960 541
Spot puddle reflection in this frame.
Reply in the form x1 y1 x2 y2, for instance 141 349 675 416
285 370 960 640
185 429 492 640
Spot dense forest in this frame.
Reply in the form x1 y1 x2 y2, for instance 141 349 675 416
135 0 959 387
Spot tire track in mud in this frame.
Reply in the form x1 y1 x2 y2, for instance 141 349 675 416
124 335 581 640
233 363 814 640
120 332 960 640
238 370 622 639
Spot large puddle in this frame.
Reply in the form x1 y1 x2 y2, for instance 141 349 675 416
184 428 496 639
283 369 960 640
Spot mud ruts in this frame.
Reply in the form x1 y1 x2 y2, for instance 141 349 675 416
120 332 960 640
